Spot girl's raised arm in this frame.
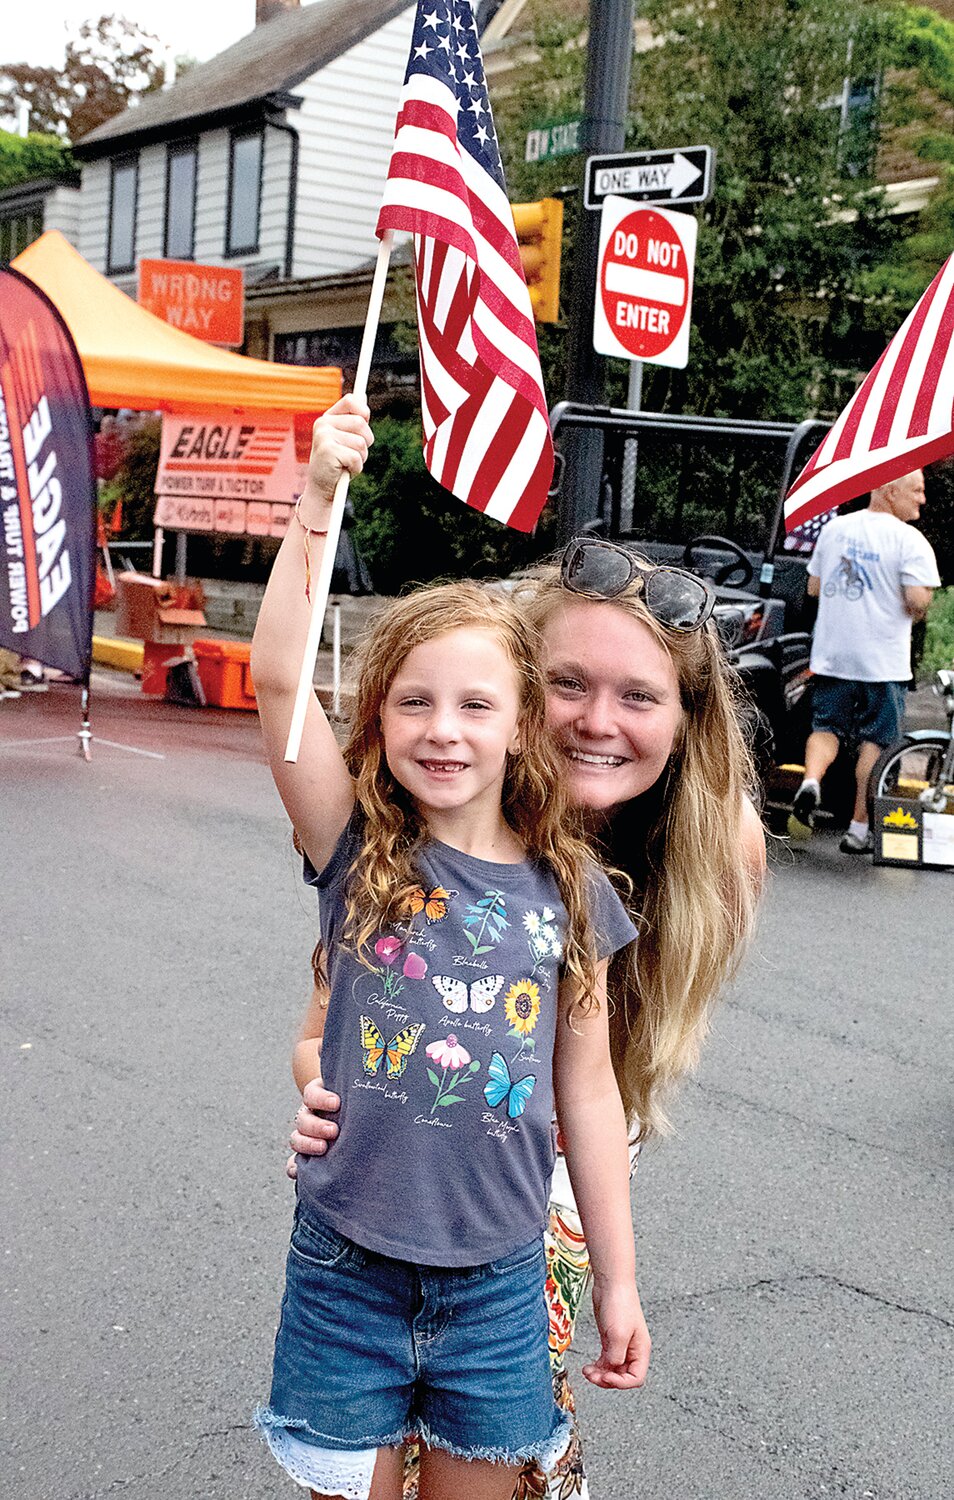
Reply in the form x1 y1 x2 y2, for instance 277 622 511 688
250 394 373 873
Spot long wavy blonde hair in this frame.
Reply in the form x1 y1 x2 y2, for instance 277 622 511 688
524 564 762 1139
338 580 604 1014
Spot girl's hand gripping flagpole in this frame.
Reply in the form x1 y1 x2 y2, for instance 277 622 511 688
283 229 394 763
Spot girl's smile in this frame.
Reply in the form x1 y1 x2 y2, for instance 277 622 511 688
381 627 522 833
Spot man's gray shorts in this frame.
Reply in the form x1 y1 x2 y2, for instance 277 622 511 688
811 676 907 748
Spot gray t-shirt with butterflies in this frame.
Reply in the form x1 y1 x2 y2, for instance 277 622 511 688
295 813 637 1267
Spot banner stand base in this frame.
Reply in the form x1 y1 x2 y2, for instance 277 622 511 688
77 682 92 762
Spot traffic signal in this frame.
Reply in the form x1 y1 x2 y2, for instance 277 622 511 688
512 197 564 324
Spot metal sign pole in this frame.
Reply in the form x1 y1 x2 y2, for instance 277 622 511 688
557 0 635 544
619 359 643 533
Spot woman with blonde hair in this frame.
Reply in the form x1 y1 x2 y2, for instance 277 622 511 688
290 532 765 1499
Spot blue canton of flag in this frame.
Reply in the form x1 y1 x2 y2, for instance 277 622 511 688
783 508 838 553
376 1 554 531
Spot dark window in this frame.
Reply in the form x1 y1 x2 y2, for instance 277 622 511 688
0 207 43 265
164 140 198 259
108 155 138 273
226 129 263 256
838 77 879 179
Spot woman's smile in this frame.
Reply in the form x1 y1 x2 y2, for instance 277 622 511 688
542 599 683 813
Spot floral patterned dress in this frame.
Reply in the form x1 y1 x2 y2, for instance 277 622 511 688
400 1145 639 1500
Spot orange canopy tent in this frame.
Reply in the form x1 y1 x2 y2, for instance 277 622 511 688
12 231 342 416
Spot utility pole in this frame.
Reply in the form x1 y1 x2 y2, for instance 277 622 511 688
557 0 635 543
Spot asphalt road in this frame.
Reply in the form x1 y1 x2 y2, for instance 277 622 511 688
2 675 951 1500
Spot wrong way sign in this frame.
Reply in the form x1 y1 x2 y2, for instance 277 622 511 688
593 197 698 369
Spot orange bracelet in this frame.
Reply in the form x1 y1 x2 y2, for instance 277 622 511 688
294 495 329 603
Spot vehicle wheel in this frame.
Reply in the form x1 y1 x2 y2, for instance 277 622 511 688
867 734 952 813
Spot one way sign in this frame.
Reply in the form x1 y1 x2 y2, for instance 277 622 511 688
584 146 715 210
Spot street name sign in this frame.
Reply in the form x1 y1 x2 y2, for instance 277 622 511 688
525 118 582 163
584 146 714 210
593 197 698 369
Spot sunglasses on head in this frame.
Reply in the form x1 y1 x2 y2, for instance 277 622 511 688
560 538 715 633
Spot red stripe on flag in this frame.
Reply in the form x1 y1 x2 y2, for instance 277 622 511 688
466 395 528 511
437 370 495 495
869 271 944 450
416 262 479 394
506 428 554 533
471 323 547 414
785 430 954 530
392 97 458 144
907 283 954 439
827 345 890 466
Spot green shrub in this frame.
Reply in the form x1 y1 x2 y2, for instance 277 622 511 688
0 129 74 191
349 415 554 593
99 418 162 540
923 587 954 675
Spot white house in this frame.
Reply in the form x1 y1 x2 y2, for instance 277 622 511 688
71 0 417 290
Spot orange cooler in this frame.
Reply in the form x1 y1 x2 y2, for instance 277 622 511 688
192 639 257 710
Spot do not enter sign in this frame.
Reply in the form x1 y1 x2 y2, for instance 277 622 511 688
593 196 698 368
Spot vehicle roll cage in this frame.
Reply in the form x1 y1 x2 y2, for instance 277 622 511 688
548 401 831 590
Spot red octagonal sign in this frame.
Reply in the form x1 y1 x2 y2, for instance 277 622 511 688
593 197 698 369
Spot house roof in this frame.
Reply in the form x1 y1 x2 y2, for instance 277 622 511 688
0 175 81 207
74 0 413 158
12 232 341 415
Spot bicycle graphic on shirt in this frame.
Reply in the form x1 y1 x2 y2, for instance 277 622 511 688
824 555 872 601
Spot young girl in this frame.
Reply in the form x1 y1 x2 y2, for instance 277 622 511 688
250 396 649 1500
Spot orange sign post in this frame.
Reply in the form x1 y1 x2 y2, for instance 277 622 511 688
137 259 245 346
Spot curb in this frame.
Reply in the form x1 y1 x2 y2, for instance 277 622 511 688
92 635 144 672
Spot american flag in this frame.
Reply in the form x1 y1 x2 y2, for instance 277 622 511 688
376 0 554 532
785 253 954 531
782 507 837 553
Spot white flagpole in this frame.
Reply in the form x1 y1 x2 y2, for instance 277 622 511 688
283 229 394 763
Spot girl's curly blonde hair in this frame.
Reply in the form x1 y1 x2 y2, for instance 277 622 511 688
339 580 606 1015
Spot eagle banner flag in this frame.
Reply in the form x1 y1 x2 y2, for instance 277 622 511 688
785 253 954 531
0 265 96 678
376 0 554 532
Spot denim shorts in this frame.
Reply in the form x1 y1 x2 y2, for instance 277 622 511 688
254 1203 570 1492
811 676 907 749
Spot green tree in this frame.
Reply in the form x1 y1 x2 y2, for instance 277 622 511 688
0 129 74 190
0 14 163 142
493 0 954 425
348 416 551 594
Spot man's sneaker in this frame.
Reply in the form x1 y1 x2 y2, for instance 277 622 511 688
788 782 820 839
839 829 873 855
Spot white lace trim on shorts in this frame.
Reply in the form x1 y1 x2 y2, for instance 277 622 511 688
263 1424 377 1498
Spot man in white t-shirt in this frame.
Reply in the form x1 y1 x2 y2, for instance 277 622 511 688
789 469 941 853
